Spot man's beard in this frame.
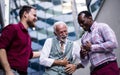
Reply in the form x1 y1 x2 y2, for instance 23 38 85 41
58 35 67 43
27 20 35 28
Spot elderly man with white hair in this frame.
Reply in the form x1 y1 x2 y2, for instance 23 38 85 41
39 21 84 75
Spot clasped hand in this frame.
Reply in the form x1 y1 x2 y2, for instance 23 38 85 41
59 58 77 74
59 57 69 66
80 41 91 59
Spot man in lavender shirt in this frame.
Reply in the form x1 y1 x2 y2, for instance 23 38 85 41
78 11 119 75
0 5 40 75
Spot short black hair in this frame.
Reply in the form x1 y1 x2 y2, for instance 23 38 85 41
78 11 92 18
77 11 92 22
19 5 36 19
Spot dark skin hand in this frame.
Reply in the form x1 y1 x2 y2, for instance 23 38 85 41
60 57 70 66
80 46 88 59
80 41 91 59
65 64 77 74
84 41 91 51
65 63 84 74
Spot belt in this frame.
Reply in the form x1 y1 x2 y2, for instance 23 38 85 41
11 68 27 74
93 60 117 72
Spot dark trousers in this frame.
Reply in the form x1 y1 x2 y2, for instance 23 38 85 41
91 61 119 75
0 68 27 75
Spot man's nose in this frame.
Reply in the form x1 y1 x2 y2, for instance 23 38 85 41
33 16 37 21
63 32 67 35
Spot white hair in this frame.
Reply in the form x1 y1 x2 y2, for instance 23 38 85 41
53 21 68 33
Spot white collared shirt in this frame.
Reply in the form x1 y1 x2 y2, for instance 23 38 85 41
39 38 81 67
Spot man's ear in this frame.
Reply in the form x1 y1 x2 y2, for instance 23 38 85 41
23 11 28 18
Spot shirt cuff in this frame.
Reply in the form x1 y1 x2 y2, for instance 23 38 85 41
40 58 55 67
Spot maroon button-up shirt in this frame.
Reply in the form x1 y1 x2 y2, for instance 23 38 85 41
0 22 33 72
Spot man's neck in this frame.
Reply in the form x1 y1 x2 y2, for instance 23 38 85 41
20 20 28 30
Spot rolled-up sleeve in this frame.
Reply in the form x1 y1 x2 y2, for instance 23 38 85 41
39 38 55 67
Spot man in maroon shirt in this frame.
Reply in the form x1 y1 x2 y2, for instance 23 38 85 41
0 5 40 75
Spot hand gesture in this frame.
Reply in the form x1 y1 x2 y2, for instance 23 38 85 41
80 41 91 59
80 46 88 59
84 41 91 51
60 57 69 66
54 57 69 66
65 64 76 74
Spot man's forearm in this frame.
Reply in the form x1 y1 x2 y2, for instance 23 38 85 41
53 59 69 66
32 51 40 58
53 60 63 66
0 49 11 72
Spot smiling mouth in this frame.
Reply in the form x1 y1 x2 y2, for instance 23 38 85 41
60 36 67 42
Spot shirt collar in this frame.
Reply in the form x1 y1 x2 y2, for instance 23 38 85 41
59 39 67 44
18 22 28 32
90 21 97 32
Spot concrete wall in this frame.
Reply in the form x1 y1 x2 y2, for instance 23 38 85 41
0 0 5 26
73 0 120 75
